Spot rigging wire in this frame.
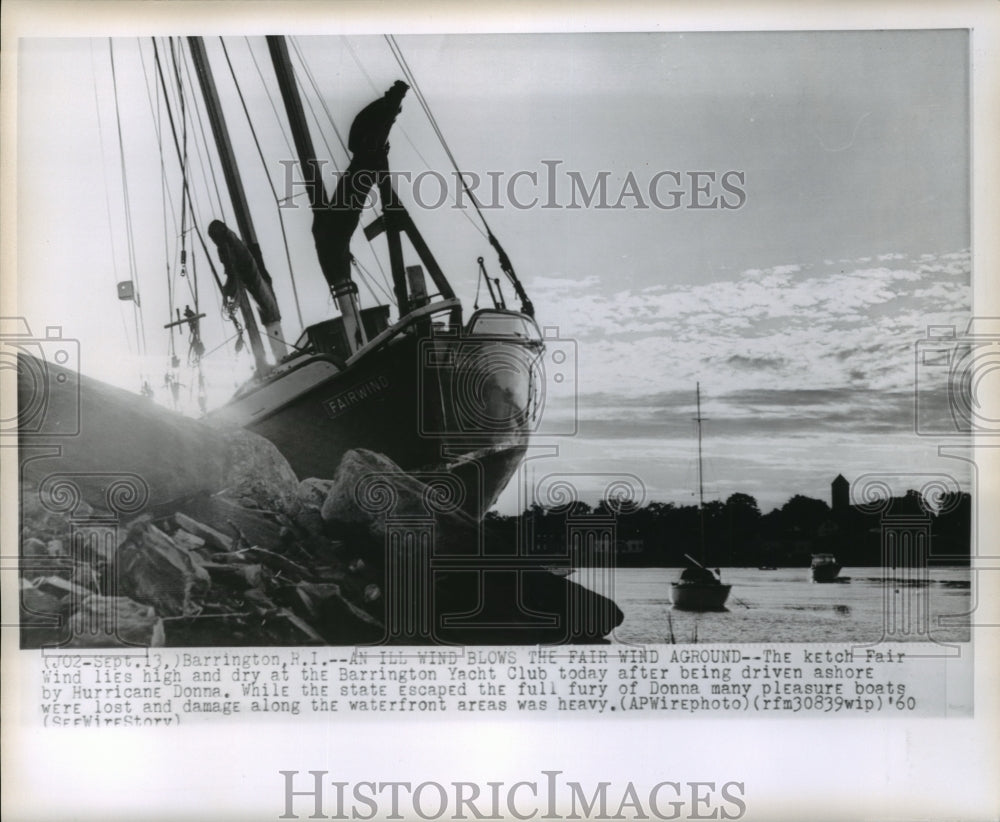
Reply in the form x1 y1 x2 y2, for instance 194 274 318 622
178 40 250 334
139 37 219 374
141 38 194 399
243 37 296 159
275 36 395 312
288 36 417 307
288 37 349 162
152 37 252 374
220 36 304 329
384 36 477 212
286 42 343 173
351 255 394 306
173 43 210 414
339 31 399 280
154 54 177 365
168 39 234 410
341 36 380 94
244 38 313 211
108 40 148 360
385 34 533 316
384 36 488 227
164 44 225 315
151 38 198 309
344 37 457 189
159 42 190 406
90 40 135 361
151 38 219 284
178 44 228 226
346 35 488 242
168 37 195 319
151 38 228 299
200 331 243 360
136 42 183 248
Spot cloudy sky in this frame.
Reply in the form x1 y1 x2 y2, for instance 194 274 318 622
14 30 972 513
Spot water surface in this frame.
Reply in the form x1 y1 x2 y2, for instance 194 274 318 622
573 567 971 644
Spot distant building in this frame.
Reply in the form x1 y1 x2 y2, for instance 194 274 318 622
831 474 849 512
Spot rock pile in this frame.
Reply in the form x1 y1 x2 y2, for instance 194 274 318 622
19 448 623 648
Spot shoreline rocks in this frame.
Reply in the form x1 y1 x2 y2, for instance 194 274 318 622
19 442 623 648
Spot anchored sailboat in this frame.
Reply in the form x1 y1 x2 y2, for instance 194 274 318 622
130 36 544 517
670 383 732 611
810 553 842 582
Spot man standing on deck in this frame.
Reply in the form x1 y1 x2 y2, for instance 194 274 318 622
318 81 410 290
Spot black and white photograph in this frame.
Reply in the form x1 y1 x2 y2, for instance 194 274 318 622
2 2 998 821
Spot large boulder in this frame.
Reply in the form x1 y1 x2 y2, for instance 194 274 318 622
297 478 336 508
294 478 336 538
215 427 300 514
319 449 480 554
116 519 211 617
316 450 624 644
17 354 299 516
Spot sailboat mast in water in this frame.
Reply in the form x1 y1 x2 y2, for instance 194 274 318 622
696 381 706 558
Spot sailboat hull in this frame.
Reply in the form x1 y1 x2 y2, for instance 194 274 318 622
669 385 735 612
213 328 539 518
811 563 842 583
671 581 732 611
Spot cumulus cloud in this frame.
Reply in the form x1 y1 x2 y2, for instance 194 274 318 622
531 248 971 438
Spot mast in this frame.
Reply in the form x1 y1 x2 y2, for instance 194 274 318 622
186 36 270 375
265 35 368 355
696 382 706 559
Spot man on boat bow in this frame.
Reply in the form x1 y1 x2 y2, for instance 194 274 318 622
317 80 411 292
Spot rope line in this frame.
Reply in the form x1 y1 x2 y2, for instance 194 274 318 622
386 36 534 316
341 36 486 240
286 38 342 172
178 43 227 223
289 37 349 162
151 38 227 298
108 40 147 358
90 41 135 360
244 36 296 158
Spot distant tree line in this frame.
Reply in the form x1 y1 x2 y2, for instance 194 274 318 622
484 490 971 568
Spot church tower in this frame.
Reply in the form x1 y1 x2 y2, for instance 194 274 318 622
831 474 849 512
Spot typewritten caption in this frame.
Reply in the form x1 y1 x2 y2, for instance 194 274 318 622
28 643 967 726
